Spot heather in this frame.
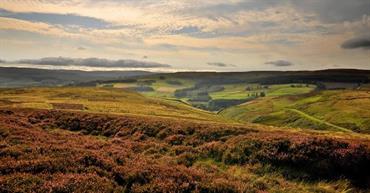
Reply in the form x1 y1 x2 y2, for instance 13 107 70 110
1 108 369 192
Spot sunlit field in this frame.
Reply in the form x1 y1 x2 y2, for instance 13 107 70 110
0 87 222 122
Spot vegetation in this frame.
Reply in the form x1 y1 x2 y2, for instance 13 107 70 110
0 67 151 87
0 108 369 192
102 77 316 111
221 90 370 133
1 69 370 192
0 87 223 122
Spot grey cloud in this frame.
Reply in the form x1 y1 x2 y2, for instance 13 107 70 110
207 62 235 67
0 8 111 29
289 0 370 23
0 59 5 63
16 57 170 68
184 1 279 17
172 26 202 35
341 36 370 49
266 39 301 46
77 47 86 50
265 60 294 67
183 1 370 25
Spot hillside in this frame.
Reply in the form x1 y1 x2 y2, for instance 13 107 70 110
221 90 370 133
0 87 223 122
0 108 369 192
0 67 152 88
98 76 317 111
0 69 369 192
90 70 370 133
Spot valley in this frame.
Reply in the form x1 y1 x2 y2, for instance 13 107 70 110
0 69 370 192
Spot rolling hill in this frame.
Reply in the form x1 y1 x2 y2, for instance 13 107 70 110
0 87 223 122
220 90 370 133
0 82 369 192
0 67 152 88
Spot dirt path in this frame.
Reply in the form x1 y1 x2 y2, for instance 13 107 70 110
286 108 352 132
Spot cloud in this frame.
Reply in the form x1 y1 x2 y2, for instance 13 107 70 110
289 0 370 23
341 36 370 49
77 47 86 50
15 57 170 68
172 26 202 35
0 59 5 63
265 60 294 67
207 62 235 67
1 1 370 71
0 8 112 29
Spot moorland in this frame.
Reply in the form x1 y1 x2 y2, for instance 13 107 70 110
0 68 370 192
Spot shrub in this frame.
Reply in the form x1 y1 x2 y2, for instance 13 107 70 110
198 178 239 193
0 127 10 139
2 108 370 192
165 135 186 145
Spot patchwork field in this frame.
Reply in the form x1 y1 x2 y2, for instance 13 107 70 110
209 84 315 99
99 75 316 111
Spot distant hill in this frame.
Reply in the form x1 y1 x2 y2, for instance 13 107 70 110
0 67 152 87
160 69 370 85
2 67 370 88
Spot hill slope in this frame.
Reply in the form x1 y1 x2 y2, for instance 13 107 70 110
220 90 370 133
0 108 369 192
0 87 224 122
0 67 151 87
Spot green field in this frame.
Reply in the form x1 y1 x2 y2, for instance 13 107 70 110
210 84 315 99
99 76 316 112
108 81 315 100
220 90 370 133
100 77 194 98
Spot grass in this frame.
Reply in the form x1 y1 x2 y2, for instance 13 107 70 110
221 90 370 133
103 77 195 98
286 108 352 132
0 87 226 123
97 78 367 133
210 84 255 99
267 84 315 96
101 77 315 101
210 84 315 100
194 159 355 193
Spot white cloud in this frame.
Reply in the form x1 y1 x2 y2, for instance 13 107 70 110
0 0 370 71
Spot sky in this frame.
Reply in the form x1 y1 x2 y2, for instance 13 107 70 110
0 0 369 72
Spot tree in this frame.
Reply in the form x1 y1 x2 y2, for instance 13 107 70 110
260 92 266 97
